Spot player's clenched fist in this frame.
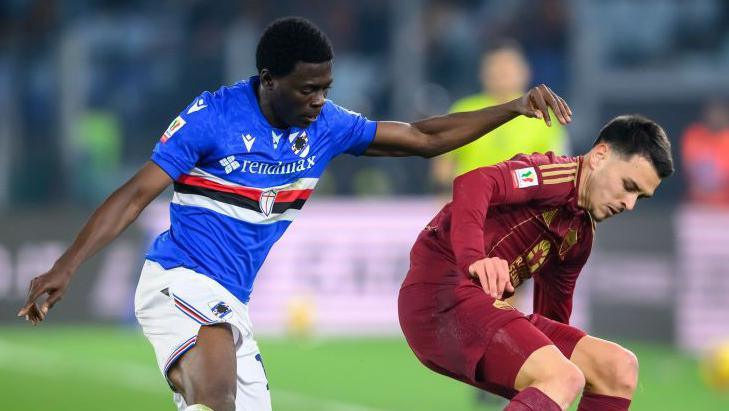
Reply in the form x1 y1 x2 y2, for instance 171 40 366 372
468 257 514 299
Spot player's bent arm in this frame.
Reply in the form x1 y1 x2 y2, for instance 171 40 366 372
450 168 508 275
363 84 572 158
18 161 172 323
451 170 520 298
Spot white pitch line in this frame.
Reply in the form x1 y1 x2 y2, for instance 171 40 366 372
0 338 391 411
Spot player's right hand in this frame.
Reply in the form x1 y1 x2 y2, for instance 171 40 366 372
17 267 73 325
513 83 572 127
468 257 515 300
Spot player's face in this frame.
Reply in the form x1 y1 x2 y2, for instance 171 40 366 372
584 144 661 222
269 61 333 128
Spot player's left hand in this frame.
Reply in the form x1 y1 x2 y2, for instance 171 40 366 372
512 84 572 127
17 267 73 325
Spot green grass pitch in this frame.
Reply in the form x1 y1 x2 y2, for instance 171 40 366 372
0 326 727 410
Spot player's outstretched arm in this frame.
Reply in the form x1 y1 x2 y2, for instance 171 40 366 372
17 161 172 325
365 84 571 157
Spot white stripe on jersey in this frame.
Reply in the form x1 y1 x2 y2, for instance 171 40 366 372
172 192 300 224
188 168 319 192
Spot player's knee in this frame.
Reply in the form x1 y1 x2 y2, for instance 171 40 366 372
185 369 236 411
184 406 216 411
536 360 584 406
520 353 585 404
559 361 586 401
189 388 236 411
606 346 639 395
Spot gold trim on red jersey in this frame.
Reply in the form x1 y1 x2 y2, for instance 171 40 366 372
486 215 538 257
538 162 577 170
543 175 576 185
539 162 578 186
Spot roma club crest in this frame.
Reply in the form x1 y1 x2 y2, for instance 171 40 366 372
527 239 551 274
259 189 278 216
289 131 310 158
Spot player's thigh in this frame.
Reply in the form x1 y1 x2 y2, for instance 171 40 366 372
511 315 587 395
474 317 554 398
528 313 587 360
569 335 639 395
168 323 237 403
528 313 639 393
401 290 522 391
478 317 581 391
168 323 272 411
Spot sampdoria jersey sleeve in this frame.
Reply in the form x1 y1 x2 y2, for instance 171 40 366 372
150 92 216 180
450 153 577 276
325 102 378 156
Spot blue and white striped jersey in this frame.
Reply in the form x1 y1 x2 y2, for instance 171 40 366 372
146 76 377 303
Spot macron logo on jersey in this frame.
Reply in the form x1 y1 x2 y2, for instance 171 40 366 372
242 134 256 152
513 167 539 188
272 131 283 149
187 98 207 114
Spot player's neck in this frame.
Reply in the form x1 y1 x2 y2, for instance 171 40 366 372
256 83 289 129
577 158 591 210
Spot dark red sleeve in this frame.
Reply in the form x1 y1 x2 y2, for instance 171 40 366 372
533 246 590 324
450 153 574 276
450 166 506 275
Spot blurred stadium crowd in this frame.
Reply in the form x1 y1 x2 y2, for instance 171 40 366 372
1 0 728 207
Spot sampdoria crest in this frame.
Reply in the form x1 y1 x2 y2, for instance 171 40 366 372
289 131 310 158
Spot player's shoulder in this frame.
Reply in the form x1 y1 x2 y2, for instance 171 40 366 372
509 151 576 166
182 79 253 120
503 151 579 201
322 99 359 115
319 100 368 125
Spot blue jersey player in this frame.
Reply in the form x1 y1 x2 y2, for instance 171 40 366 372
19 17 572 411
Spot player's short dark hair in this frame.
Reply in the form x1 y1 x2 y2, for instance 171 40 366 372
256 17 333 77
594 114 674 178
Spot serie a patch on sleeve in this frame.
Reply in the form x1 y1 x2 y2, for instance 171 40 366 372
512 167 539 188
160 115 187 143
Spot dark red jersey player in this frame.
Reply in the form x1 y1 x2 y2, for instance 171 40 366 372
399 115 674 411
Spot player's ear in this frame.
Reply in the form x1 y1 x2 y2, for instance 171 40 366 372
260 69 275 90
588 143 609 169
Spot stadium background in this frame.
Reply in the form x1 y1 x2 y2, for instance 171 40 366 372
1 1 729 410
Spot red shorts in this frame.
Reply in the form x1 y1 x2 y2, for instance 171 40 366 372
399 255 586 399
